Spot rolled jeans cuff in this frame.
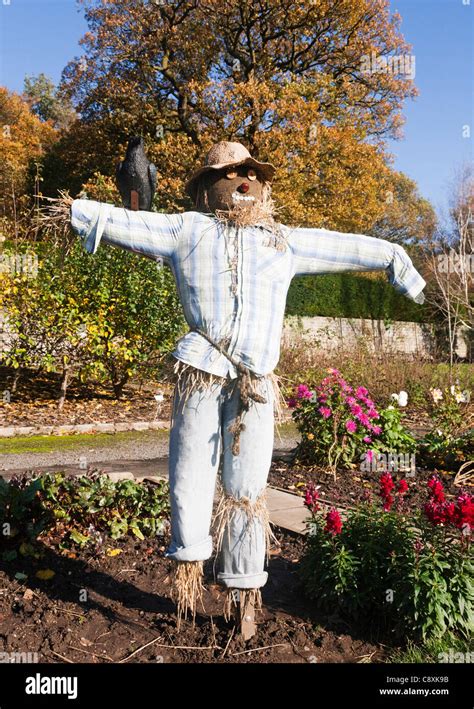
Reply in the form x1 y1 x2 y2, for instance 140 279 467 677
217 571 268 589
165 535 213 562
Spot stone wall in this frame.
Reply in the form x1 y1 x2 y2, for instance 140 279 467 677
282 315 443 357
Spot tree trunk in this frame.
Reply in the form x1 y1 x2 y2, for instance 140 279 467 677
58 359 69 411
10 368 21 394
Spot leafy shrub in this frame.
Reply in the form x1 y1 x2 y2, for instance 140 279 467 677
419 386 473 470
288 369 415 473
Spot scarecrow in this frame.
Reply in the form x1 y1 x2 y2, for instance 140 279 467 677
69 140 426 639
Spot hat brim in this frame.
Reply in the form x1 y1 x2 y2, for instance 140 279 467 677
185 157 275 202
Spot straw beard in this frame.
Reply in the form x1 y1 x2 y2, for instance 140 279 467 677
196 181 288 252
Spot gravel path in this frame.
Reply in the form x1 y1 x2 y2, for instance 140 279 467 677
1 426 299 475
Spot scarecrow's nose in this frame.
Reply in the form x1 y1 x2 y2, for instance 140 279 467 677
238 182 250 193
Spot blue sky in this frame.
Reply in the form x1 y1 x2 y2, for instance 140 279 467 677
0 0 472 214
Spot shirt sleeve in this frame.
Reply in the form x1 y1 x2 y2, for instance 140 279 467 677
285 224 426 303
70 199 184 261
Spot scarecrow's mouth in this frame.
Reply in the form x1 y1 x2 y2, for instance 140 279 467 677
232 192 256 204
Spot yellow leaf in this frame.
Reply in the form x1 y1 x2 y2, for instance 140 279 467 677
106 548 123 557
36 569 55 580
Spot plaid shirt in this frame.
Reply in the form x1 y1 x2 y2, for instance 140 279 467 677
71 200 426 378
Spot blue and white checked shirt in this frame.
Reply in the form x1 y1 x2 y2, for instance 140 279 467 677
71 200 426 378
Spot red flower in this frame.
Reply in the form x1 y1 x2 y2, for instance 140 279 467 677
427 475 445 504
379 472 396 511
424 500 446 526
304 483 320 514
325 508 343 535
398 479 409 495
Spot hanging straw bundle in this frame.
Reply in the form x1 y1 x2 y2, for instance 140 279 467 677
37 190 75 254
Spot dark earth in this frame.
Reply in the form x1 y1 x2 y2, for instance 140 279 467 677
0 528 391 664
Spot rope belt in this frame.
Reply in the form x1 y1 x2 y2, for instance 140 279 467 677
189 326 267 456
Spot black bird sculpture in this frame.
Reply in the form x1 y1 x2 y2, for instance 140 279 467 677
116 136 157 211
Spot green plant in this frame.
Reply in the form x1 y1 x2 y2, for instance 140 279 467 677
373 405 417 455
0 472 170 552
419 386 473 470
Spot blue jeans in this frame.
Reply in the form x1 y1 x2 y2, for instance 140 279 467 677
164 372 275 589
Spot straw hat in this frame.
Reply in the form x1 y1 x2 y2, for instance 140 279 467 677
185 141 276 202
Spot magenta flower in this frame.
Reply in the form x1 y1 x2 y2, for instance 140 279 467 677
356 412 370 427
371 425 382 435
345 419 357 433
350 404 363 417
367 408 379 419
363 436 372 443
287 397 297 408
297 384 310 399
319 406 332 419
356 386 368 398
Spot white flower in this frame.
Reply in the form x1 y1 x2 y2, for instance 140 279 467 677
455 389 470 403
154 393 164 403
391 391 408 407
430 388 443 403
398 390 408 407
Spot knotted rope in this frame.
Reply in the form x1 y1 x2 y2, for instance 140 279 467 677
190 326 267 456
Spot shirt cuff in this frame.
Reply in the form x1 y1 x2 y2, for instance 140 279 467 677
71 199 113 255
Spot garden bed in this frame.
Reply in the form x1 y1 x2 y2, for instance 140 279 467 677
268 459 467 515
0 366 174 428
0 529 388 664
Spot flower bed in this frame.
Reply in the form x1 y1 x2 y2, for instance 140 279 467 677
300 474 473 641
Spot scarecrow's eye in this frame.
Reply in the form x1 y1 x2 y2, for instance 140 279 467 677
225 170 238 179
247 168 257 181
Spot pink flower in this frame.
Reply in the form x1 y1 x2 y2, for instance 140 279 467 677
319 406 332 419
366 449 374 462
363 436 372 444
345 419 357 433
367 408 379 419
350 404 363 417
356 412 370 427
346 396 357 406
356 386 368 398
371 425 382 436
325 508 343 535
297 384 310 399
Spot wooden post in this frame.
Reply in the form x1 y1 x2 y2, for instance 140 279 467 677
239 591 257 640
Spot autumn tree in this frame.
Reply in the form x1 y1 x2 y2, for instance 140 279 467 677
23 73 77 131
50 0 428 235
0 88 56 225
